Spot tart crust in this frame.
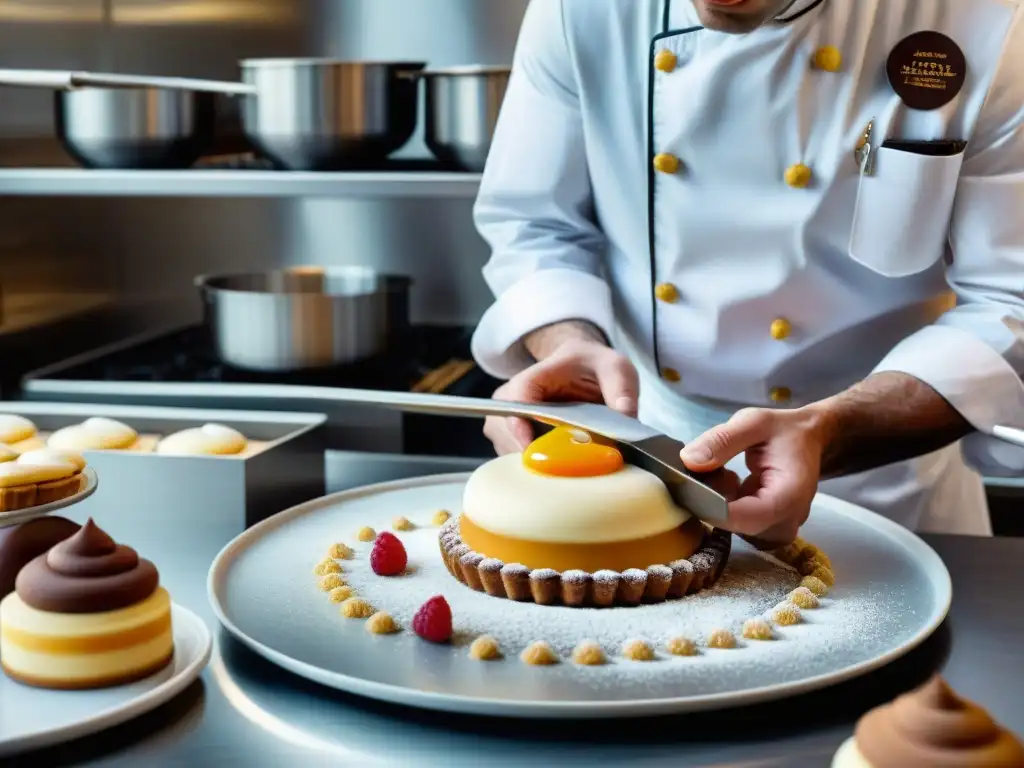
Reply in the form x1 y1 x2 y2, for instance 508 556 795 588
439 517 731 607
0 472 83 512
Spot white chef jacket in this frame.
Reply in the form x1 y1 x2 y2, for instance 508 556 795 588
470 0 1024 535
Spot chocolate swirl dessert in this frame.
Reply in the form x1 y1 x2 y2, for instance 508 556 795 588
0 518 174 689
833 675 1024 767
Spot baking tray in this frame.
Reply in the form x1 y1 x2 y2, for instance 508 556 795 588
0 401 326 529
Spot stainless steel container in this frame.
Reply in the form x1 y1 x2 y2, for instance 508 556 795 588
239 59 426 170
55 87 216 169
419 66 511 171
196 267 412 372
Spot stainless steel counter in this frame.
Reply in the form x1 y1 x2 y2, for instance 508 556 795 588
10 450 1024 768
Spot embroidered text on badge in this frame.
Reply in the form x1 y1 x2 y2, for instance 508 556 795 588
886 31 966 111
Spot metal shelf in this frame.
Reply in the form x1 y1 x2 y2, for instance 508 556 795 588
0 168 482 199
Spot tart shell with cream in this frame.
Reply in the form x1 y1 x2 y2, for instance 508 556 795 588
0 414 45 454
0 449 88 512
439 426 731 607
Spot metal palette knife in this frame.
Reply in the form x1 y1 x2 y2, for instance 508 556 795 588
324 389 732 526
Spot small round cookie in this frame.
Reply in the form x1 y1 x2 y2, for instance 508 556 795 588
48 417 138 451
156 424 247 456
469 635 502 660
0 415 37 445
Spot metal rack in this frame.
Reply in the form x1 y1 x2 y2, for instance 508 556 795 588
0 168 483 199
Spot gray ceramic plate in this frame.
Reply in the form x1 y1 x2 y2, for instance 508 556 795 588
0 603 212 756
0 466 99 529
207 473 952 719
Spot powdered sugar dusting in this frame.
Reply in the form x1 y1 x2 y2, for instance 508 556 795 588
621 569 647 585
340 521 895 690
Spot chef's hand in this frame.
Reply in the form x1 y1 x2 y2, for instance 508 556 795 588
484 322 639 455
679 407 830 545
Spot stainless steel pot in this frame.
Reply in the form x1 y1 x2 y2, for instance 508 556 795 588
56 87 216 169
195 267 412 372
417 66 511 172
239 59 426 170
0 69 253 169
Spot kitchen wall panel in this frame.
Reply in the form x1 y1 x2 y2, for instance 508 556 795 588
0 0 529 352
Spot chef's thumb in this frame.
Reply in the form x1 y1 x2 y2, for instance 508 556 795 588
593 352 639 417
680 408 771 470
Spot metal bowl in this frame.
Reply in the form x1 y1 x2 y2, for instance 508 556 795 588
239 59 426 171
420 65 511 172
55 87 216 169
196 266 412 372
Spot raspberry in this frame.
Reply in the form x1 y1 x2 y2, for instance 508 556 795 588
369 532 407 576
412 595 453 643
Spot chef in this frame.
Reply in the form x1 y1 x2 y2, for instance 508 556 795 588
470 0 1024 542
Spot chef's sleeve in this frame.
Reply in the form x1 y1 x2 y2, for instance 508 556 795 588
470 0 612 379
872 20 1024 474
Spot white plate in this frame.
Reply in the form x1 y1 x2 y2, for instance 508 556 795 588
208 473 952 719
0 603 212 757
0 467 99 529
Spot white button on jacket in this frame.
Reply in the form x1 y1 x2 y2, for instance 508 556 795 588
471 0 1024 533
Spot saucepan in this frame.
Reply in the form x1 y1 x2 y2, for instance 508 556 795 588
0 61 426 170
405 65 511 172
195 266 412 372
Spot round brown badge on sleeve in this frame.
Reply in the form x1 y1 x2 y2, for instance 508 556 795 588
886 31 966 110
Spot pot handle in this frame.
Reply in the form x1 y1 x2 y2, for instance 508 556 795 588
0 69 75 90
70 72 257 96
0 68 256 96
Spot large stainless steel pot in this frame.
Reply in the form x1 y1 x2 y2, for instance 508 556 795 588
240 59 426 170
417 66 511 172
195 267 411 372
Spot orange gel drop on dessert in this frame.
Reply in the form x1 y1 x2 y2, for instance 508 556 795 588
522 427 624 477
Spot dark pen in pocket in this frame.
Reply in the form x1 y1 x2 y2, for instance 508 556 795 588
880 139 967 157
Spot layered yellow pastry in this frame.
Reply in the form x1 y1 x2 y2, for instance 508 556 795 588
0 518 174 689
48 417 139 452
0 414 45 454
156 423 247 456
0 449 87 512
440 426 730 606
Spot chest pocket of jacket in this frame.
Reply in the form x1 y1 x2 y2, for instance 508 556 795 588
848 147 965 278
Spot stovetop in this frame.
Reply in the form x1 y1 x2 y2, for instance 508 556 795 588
24 323 502 458
35 324 483 391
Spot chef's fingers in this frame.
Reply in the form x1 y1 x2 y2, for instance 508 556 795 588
483 415 533 454
726 466 812 538
588 349 640 416
680 408 774 471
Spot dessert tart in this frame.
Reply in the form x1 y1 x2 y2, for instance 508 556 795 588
48 417 139 452
0 415 45 454
0 517 81 599
439 426 731 607
0 518 174 689
156 423 248 456
0 449 88 512
833 675 1024 766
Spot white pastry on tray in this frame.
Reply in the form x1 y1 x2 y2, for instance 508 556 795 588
155 424 247 457
48 418 139 452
